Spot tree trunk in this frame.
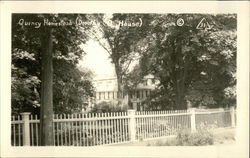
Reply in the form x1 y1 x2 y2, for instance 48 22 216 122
172 39 187 110
175 79 186 109
114 61 124 106
40 29 54 146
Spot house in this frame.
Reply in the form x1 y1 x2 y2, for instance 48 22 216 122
91 74 157 111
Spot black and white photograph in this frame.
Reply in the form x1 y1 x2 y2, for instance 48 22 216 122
0 1 249 158
10 13 237 147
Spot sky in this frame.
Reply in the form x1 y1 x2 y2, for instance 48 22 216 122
79 39 116 78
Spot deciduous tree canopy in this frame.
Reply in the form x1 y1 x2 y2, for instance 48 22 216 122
132 14 236 110
12 14 94 115
89 14 151 106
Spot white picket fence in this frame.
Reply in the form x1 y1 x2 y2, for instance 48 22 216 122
11 107 236 146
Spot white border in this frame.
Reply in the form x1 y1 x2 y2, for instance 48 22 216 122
0 1 249 158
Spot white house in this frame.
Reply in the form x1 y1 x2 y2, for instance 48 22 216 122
91 74 157 111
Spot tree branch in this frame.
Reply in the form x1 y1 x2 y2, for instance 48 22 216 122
94 15 114 51
122 58 133 75
85 30 112 56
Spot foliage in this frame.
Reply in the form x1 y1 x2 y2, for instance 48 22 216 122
11 14 94 115
90 14 152 103
147 123 216 146
53 63 95 114
133 14 236 109
136 120 174 141
54 121 128 146
176 123 214 146
90 101 126 113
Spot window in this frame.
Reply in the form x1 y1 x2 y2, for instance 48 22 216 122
129 92 133 99
101 92 104 100
105 92 107 99
108 92 112 99
143 90 146 98
137 102 142 111
98 92 101 100
140 91 143 99
132 91 136 98
137 91 140 99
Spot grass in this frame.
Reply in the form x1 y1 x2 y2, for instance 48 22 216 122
146 128 235 146
111 127 235 146
213 128 235 145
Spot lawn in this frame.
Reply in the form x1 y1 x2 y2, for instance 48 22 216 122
112 127 235 146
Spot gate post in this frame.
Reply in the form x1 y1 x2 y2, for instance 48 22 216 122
128 109 136 142
21 112 31 146
189 108 196 133
230 106 236 127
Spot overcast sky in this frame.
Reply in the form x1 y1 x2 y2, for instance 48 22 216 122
79 39 116 78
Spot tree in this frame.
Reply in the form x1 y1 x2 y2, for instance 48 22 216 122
135 14 236 110
40 28 54 145
88 14 151 107
53 63 94 114
11 14 92 145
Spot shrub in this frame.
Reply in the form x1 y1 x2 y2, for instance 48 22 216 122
136 120 174 141
146 124 234 146
176 123 214 146
90 101 126 113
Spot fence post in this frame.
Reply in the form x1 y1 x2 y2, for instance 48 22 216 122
21 112 31 146
189 108 196 133
230 106 235 127
127 109 136 142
